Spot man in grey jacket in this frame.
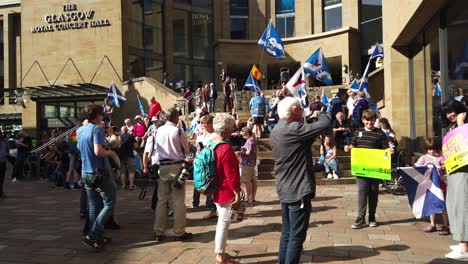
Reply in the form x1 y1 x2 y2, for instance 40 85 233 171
270 97 331 264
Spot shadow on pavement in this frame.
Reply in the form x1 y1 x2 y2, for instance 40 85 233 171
236 244 410 264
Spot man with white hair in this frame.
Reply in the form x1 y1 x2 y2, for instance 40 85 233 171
270 97 331 264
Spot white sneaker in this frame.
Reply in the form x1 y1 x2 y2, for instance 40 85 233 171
327 173 332 179
11 178 17 182
450 245 460 251
446 250 468 260
332 171 339 179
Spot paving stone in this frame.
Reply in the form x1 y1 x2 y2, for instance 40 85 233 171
0 180 456 263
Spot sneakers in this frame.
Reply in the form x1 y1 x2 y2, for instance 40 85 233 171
81 236 105 251
174 232 193 241
327 173 332 179
332 171 339 179
352 218 366 229
369 221 378 227
445 250 468 260
450 245 460 251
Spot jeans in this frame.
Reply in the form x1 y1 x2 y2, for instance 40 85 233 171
11 155 27 180
279 195 312 264
209 98 216 113
82 170 116 241
356 177 379 222
324 158 338 173
193 187 216 212
215 201 233 253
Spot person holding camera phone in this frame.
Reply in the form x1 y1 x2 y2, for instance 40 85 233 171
153 107 193 242
77 104 117 251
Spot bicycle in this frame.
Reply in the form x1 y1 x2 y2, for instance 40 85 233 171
382 149 408 195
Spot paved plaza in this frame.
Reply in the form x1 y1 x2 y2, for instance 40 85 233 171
0 180 462 264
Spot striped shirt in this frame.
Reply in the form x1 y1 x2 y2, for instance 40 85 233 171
351 127 389 150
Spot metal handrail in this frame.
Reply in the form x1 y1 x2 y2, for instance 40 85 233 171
31 124 81 154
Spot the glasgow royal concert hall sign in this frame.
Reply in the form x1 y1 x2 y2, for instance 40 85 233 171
31 4 111 33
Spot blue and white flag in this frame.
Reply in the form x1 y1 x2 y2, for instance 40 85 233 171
303 48 333 86
137 95 147 117
285 67 310 115
321 89 329 105
107 82 126 107
434 83 442 97
244 74 262 94
258 19 285 59
349 79 360 93
399 165 446 219
359 44 384 95
453 42 468 79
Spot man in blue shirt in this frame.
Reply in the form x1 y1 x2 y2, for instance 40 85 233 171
77 103 116 251
249 92 267 139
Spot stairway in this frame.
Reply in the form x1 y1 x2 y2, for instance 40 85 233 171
210 90 355 185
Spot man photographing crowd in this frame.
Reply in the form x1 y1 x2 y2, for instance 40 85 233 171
270 97 331 264
77 103 116 251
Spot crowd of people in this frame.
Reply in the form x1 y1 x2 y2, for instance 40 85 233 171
0 77 467 262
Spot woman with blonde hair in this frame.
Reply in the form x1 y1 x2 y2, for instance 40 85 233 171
211 114 241 264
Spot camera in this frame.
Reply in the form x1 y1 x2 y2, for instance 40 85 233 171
174 162 191 189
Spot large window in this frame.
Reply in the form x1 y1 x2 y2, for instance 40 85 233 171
127 1 164 79
275 0 295 38
360 0 382 54
323 0 342 32
173 9 190 57
230 0 248 39
193 11 213 60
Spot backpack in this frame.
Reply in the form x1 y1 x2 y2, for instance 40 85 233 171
193 140 227 196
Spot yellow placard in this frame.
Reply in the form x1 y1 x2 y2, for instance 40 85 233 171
442 124 468 174
351 148 391 180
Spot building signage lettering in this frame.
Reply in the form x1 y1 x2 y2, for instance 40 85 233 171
31 4 111 33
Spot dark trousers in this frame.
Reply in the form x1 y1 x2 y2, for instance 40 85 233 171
192 187 216 212
279 195 312 264
11 156 26 180
0 161 6 196
356 177 379 221
223 97 232 112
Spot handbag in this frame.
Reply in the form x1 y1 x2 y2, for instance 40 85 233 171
314 155 325 172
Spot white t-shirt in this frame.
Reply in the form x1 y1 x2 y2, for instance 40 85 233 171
144 135 159 165
346 97 355 117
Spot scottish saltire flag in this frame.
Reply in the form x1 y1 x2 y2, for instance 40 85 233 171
136 95 147 117
349 79 359 93
359 44 384 94
244 74 262 94
258 19 285 58
399 166 446 219
453 42 468 79
321 89 329 105
434 83 442 97
107 82 126 107
285 67 310 115
303 48 333 85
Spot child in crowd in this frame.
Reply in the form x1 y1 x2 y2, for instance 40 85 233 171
345 109 390 229
321 135 339 179
415 139 450 236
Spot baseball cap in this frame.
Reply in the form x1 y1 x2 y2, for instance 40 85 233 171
151 116 158 122
134 115 142 120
